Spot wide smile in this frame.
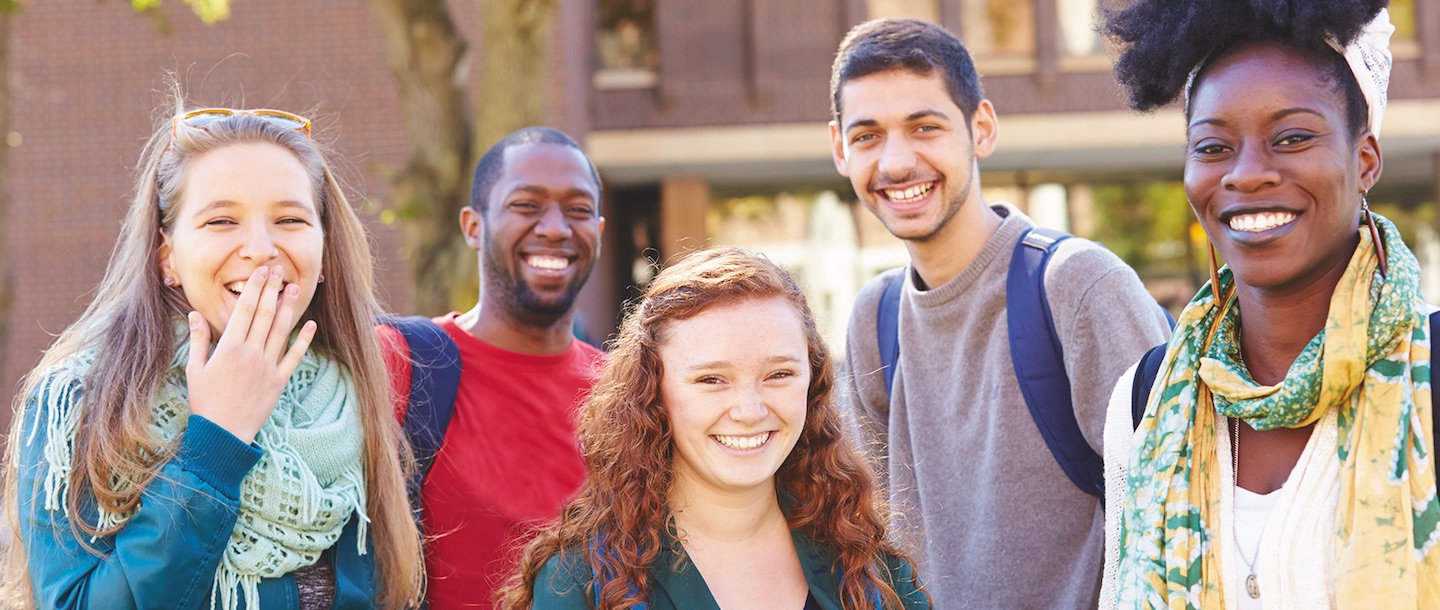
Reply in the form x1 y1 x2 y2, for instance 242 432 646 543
1220 209 1299 245
712 431 772 452
1227 211 1296 233
876 181 937 213
523 253 575 277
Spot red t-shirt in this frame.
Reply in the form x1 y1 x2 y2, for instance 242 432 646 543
381 313 604 610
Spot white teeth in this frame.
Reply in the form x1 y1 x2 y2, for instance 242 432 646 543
527 255 570 271
225 280 291 295
883 183 933 203
1228 211 1296 233
713 432 770 450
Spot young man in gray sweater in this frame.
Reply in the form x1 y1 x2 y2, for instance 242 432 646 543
828 18 1173 609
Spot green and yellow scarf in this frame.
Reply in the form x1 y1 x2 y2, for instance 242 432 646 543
1115 214 1440 609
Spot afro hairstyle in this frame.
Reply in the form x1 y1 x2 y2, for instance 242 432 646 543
1103 0 1386 133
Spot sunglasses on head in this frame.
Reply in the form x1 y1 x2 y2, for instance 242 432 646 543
174 108 312 138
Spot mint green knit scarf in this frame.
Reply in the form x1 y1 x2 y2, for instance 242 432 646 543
33 338 368 610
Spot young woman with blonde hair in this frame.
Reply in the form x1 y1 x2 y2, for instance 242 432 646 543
2 95 423 609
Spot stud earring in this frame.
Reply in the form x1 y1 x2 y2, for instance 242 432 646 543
317 272 325 284
163 276 177 287
1362 195 1388 278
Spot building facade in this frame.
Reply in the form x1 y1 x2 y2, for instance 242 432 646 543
5 0 1440 409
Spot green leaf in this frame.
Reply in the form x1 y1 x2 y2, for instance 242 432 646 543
184 0 230 24
128 0 231 24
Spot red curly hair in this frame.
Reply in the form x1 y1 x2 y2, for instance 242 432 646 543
498 246 921 610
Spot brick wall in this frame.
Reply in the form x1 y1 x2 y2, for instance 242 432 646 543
4 0 417 411
590 0 1440 129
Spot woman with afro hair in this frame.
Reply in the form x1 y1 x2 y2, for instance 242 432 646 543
496 246 928 610
1098 1 1438 608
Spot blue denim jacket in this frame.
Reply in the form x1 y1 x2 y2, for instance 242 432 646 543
16 376 378 609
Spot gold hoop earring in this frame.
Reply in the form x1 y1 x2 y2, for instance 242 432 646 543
1362 195 1388 278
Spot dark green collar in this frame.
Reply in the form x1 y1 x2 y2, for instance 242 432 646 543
647 527 844 610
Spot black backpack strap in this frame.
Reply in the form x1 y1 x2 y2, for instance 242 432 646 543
876 270 905 396
1132 344 1169 428
380 315 462 516
1006 227 1107 498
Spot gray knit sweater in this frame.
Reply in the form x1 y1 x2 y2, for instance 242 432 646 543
843 204 1172 610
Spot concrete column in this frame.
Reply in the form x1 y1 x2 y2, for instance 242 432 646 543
1428 151 1440 241
1068 183 1095 239
1027 182 1069 232
660 176 711 261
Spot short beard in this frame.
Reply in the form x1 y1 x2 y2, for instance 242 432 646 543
481 234 584 328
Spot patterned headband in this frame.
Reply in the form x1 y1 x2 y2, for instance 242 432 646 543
1184 8 1394 137
1325 7 1393 136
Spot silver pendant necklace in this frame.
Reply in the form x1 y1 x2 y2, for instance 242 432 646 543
1232 417 1263 599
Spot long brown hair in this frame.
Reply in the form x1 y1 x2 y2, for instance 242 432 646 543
499 246 920 610
0 91 423 608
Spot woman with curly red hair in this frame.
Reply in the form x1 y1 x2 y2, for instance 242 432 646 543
498 246 927 609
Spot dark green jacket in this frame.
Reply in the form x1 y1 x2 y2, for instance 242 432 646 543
531 528 929 609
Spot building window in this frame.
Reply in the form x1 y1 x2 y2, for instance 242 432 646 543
868 0 939 21
595 0 658 89
963 0 1036 72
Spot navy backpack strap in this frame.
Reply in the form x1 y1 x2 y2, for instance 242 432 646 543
1131 344 1168 428
1132 311 1437 453
1431 310 1439 465
380 315 462 515
876 270 905 396
1007 227 1107 498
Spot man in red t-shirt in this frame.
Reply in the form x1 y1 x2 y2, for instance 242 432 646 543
383 127 606 610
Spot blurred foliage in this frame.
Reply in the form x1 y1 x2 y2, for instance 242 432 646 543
1372 197 1436 250
129 0 231 26
1391 0 1416 41
1090 181 1198 276
1086 181 1213 313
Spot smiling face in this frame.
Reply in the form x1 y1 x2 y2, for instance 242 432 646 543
159 142 324 336
660 297 810 499
830 69 997 244
1184 42 1381 294
466 142 605 325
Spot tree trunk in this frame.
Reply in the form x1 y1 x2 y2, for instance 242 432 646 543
366 0 474 315
367 0 558 314
474 0 556 152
